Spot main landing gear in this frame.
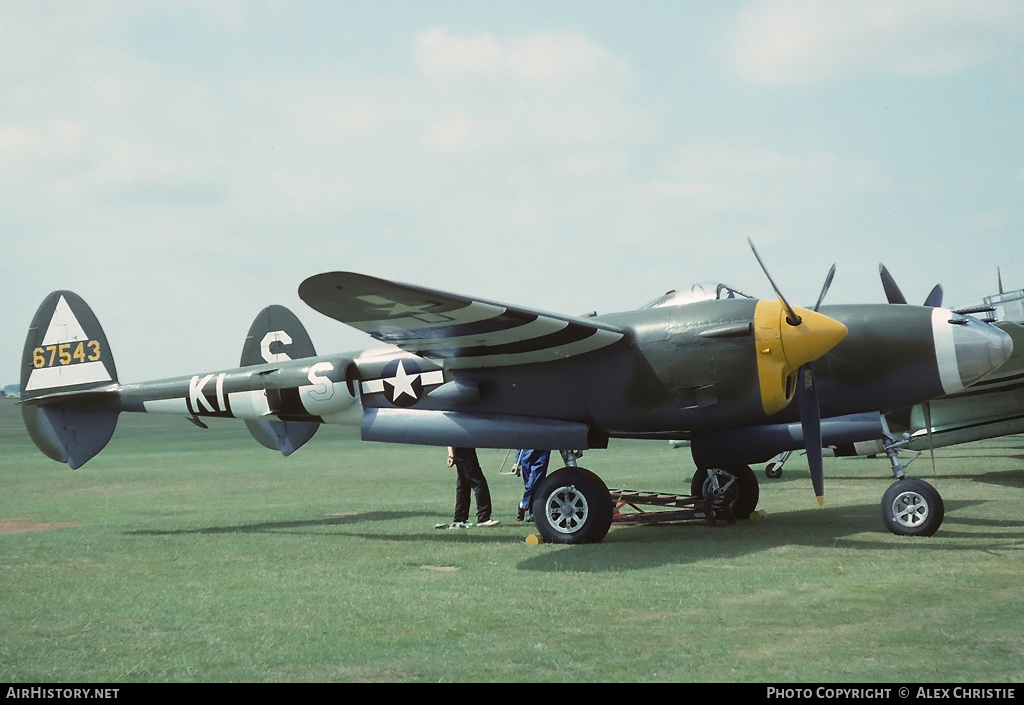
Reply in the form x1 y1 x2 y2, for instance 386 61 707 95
531 466 615 545
530 450 614 545
530 461 760 545
689 465 759 520
530 422 947 542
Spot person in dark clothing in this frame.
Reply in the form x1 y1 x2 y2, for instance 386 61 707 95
437 447 499 529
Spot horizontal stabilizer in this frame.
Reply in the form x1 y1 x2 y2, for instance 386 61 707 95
18 385 120 407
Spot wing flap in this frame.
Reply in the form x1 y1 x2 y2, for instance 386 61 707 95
299 272 628 368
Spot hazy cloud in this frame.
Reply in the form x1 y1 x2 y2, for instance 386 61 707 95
414 27 630 88
730 0 1024 84
413 28 648 155
1 5 1019 381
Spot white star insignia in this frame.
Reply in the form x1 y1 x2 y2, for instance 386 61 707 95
386 360 419 402
372 301 434 317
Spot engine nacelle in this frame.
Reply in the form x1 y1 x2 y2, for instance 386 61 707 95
690 411 886 467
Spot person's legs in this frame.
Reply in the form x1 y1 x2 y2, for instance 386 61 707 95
519 450 551 517
453 462 471 524
458 451 492 523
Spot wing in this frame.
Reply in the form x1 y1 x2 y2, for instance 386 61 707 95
298 272 629 369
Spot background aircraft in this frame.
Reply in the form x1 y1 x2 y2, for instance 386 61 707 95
20 249 1012 544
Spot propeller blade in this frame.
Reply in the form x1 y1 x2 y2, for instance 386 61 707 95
923 284 943 308
801 259 836 503
796 364 825 504
749 246 847 418
879 264 908 304
749 248 837 504
814 264 836 312
749 238 801 325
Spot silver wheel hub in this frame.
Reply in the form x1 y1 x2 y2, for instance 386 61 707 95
891 490 930 528
704 470 736 507
544 485 590 534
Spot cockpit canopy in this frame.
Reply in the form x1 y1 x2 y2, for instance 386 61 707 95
641 283 755 310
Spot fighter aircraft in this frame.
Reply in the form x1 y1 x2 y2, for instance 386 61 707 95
761 268 1024 479
19 245 1013 544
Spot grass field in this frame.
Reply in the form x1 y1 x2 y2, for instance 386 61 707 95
2 398 1023 682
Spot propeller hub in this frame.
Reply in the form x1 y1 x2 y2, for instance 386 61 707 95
753 301 848 415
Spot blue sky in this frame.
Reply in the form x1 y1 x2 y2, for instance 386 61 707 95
2 1 1022 383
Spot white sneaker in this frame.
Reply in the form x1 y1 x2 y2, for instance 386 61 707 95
477 519 500 527
448 521 471 529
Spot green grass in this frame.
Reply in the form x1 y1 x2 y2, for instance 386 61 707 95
2 398 1023 682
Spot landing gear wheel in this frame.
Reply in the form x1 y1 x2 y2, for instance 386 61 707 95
531 467 613 545
690 465 759 520
881 478 944 537
765 462 783 479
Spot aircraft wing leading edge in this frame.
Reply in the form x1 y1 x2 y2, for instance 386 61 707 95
298 272 629 369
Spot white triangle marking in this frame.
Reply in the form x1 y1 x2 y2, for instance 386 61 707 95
42 296 90 344
25 295 112 391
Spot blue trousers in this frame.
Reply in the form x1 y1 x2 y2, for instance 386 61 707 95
516 449 551 511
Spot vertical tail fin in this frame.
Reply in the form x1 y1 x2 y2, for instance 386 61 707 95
22 291 118 396
240 305 320 456
21 291 120 468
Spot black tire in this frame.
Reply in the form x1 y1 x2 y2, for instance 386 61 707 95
765 462 783 479
531 467 613 545
690 465 759 519
881 478 944 537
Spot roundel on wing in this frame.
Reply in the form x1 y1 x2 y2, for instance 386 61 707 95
381 358 424 408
